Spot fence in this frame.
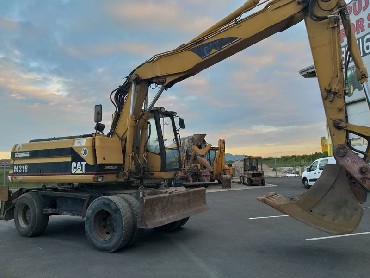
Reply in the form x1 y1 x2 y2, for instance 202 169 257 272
232 158 315 178
0 160 11 186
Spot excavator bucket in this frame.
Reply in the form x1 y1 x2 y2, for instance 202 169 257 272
257 165 364 234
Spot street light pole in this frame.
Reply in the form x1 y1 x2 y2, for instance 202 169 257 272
3 163 5 186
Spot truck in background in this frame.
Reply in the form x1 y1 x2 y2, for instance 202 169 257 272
301 157 336 188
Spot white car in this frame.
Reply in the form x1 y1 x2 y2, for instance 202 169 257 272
301 157 336 188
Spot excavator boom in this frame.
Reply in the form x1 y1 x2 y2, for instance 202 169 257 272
119 0 370 234
7 0 370 246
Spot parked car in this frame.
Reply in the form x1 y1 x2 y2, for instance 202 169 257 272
301 157 336 188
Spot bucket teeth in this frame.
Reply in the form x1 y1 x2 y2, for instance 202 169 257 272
258 165 364 234
257 193 293 214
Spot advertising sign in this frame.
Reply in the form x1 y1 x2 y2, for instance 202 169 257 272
340 0 370 150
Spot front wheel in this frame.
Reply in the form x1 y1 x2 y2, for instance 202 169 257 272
240 176 246 185
14 192 49 237
85 196 135 252
302 178 310 189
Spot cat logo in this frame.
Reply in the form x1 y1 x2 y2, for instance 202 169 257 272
72 162 87 174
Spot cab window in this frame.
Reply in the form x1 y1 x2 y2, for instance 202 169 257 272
146 117 160 154
318 159 328 170
309 161 318 171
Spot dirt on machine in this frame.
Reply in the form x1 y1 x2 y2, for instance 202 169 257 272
1 0 370 252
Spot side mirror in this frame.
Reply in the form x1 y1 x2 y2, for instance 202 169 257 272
179 118 185 129
95 123 105 133
94 104 102 123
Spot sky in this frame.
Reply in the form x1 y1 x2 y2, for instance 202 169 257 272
0 0 328 159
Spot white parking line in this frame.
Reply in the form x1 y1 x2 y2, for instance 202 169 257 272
306 232 370 241
249 215 288 220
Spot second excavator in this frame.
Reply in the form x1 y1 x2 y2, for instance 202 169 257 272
177 134 231 188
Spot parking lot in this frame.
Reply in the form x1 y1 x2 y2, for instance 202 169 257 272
1 177 370 278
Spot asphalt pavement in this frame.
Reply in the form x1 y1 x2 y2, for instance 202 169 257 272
1 177 370 278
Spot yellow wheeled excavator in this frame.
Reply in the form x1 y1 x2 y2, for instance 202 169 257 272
1 0 370 251
177 134 231 188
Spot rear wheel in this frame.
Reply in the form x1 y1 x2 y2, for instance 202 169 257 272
14 192 49 237
240 176 246 185
85 196 135 252
155 217 190 232
118 194 140 246
261 179 265 186
178 217 190 227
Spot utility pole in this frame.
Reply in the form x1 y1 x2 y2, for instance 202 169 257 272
3 163 5 186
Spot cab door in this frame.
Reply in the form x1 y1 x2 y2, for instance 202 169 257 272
307 158 329 185
307 160 319 185
316 158 329 181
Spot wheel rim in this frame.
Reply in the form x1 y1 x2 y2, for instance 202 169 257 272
93 209 115 241
18 204 31 228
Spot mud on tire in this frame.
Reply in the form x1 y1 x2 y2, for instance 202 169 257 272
14 191 49 237
85 196 135 252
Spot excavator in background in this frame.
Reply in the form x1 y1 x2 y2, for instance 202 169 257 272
177 134 231 188
208 139 232 188
2 0 370 252
239 156 265 186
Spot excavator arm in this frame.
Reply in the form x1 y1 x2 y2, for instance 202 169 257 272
108 0 370 233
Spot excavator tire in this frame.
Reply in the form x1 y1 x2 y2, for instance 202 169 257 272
247 178 253 186
154 217 190 232
14 192 49 237
118 194 141 246
179 217 190 227
85 195 135 252
240 176 246 185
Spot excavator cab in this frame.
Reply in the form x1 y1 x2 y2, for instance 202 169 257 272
145 107 182 173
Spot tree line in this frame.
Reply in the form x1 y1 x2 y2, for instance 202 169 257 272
226 152 329 168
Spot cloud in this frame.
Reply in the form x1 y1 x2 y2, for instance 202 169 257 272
65 42 153 58
0 152 10 159
105 1 227 34
0 17 17 32
0 0 330 157
0 58 69 103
